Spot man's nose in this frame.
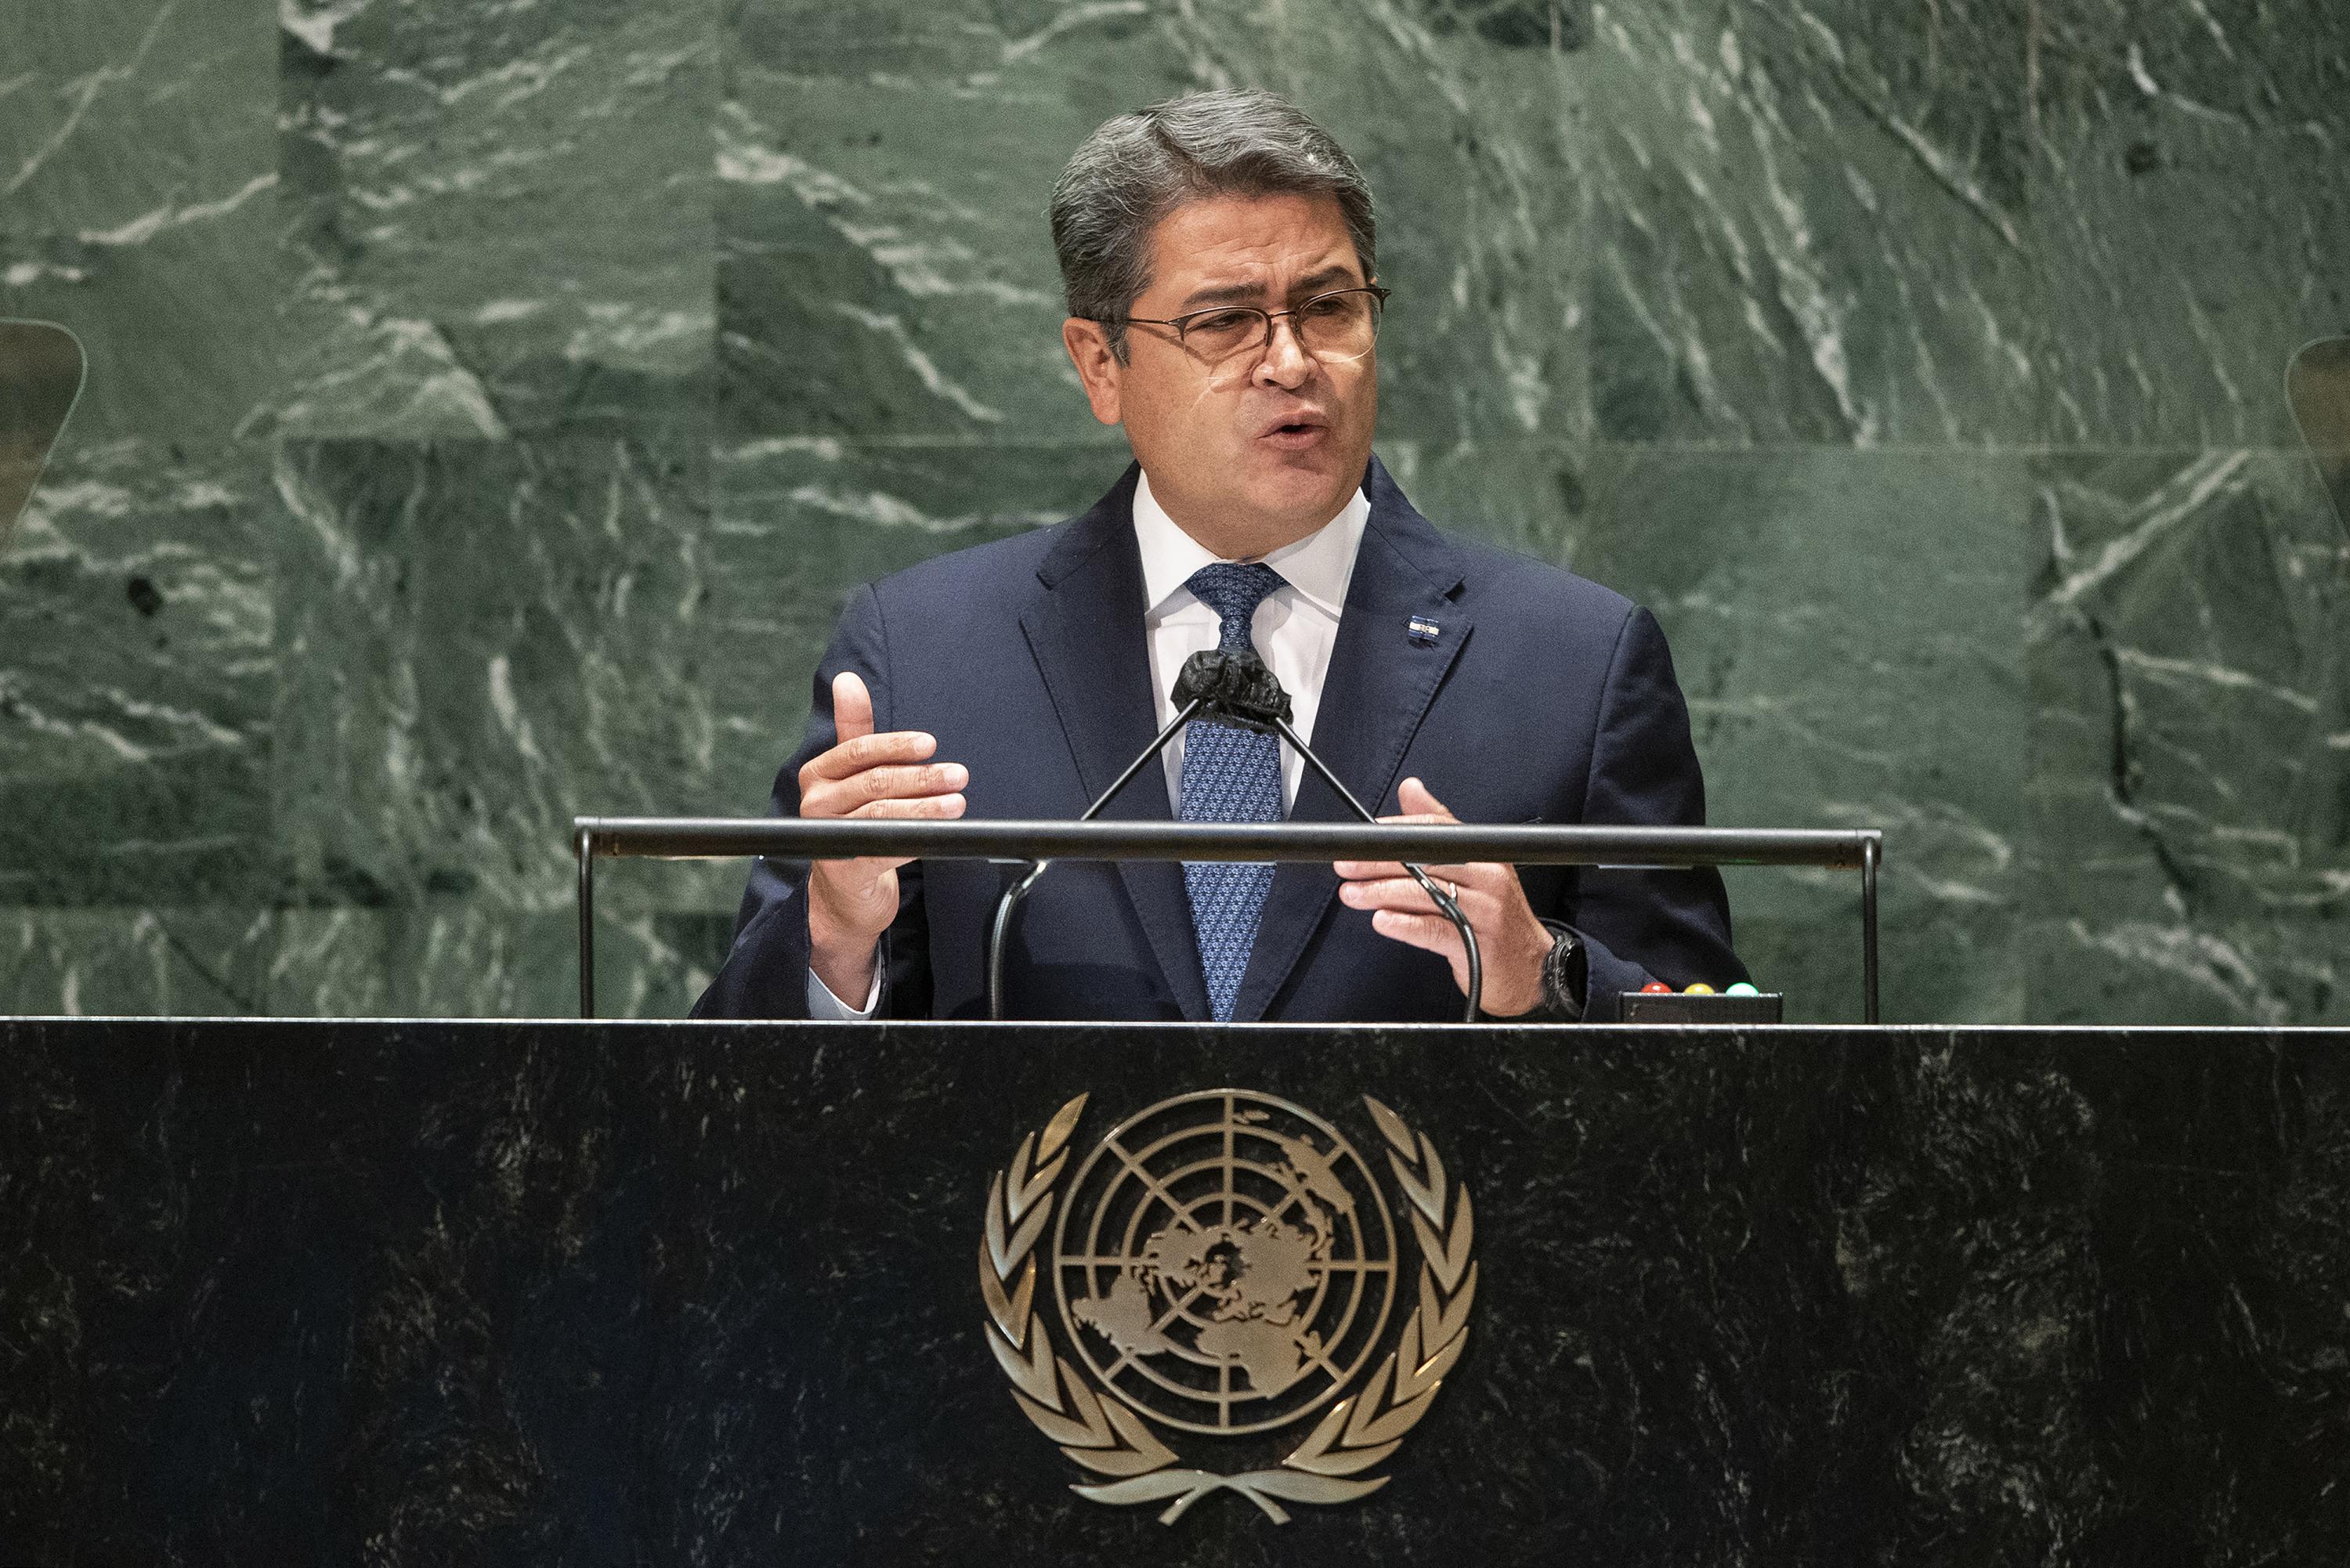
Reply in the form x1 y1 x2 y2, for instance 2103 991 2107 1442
1249 313 1314 389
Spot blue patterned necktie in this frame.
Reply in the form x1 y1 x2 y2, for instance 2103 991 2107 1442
1179 562 1288 1022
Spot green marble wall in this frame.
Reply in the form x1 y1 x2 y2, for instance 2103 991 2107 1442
2 0 2344 1023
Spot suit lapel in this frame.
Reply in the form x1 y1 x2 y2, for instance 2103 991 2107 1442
1017 464 1213 1021
1230 456 1472 1022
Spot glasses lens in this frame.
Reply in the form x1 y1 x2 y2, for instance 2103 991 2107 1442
1171 291 1384 365
1179 308 1269 359
1296 291 1379 361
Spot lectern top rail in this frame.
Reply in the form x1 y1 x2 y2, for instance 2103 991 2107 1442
572 816 1877 869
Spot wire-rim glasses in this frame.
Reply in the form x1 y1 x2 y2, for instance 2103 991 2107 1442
1106 284 1390 366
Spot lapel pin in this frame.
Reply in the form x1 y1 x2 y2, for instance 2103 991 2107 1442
1407 615 1441 645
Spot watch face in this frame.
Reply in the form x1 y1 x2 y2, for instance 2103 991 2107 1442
1540 927 1585 1021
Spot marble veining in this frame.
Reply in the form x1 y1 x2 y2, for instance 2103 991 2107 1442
0 438 274 907
2028 448 2350 1024
276 0 717 441
0 0 280 446
0 0 2345 1022
1585 0 2038 446
2 1018 2347 1562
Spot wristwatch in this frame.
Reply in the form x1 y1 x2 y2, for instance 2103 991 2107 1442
1481 919 1586 1023
1538 919 1588 1022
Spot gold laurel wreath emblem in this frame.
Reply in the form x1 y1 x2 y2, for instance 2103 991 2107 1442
978 1092 1477 1525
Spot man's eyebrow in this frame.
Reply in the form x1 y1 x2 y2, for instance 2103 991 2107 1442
1174 263 1362 311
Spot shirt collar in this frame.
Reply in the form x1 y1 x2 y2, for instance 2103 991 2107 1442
1132 468 1368 623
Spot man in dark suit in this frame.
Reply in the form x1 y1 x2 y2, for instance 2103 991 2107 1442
696 89 1744 1024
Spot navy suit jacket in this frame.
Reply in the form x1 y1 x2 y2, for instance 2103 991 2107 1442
694 456 1744 1023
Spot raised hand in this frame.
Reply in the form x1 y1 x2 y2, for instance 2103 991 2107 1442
1332 777 1553 1017
799 671 967 1003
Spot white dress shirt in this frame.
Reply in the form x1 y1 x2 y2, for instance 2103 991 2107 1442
808 471 1371 1019
1133 470 1368 814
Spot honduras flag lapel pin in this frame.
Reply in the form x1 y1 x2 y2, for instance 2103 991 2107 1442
1407 614 1441 645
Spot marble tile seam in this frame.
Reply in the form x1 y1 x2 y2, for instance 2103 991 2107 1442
48 435 2324 461
703 435 2338 462
1578 439 2339 460
714 434 1129 451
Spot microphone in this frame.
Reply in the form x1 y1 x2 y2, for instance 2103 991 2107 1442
984 655 1214 1018
1169 647 1292 732
986 650 1482 1021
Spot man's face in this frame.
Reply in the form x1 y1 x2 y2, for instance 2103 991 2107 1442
1063 191 1378 555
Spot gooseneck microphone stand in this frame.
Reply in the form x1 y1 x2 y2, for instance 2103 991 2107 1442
985 650 1481 1022
981 692 1205 1019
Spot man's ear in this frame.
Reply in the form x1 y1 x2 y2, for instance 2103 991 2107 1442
1061 317 1123 426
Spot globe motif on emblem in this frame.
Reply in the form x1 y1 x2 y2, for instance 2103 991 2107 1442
1052 1089 1397 1435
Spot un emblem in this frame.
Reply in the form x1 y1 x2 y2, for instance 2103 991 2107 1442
979 1090 1477 1524
1055 1093 1395 1434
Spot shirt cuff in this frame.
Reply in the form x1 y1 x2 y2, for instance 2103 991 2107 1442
806 956 883 1021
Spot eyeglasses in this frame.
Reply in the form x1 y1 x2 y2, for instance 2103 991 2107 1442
1106 285 1390 367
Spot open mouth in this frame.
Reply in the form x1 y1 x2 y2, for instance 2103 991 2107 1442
1260 415 1328 446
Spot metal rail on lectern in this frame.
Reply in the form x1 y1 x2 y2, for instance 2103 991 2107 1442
571 818 1883 1024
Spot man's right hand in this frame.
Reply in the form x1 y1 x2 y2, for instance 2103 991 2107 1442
799 670 967 1005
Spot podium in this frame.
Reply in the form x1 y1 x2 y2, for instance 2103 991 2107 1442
571 815 1887 1021
4 1015 2348 1562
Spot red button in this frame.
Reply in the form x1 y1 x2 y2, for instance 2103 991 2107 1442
1640 981 1672 993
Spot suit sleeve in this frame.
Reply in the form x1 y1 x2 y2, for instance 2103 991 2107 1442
690 584 933 1020
1564 605 1748 1018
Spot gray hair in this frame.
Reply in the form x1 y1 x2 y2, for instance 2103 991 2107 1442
1049 89 1377 361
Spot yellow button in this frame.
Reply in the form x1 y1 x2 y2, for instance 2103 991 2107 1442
1683 983 1716 995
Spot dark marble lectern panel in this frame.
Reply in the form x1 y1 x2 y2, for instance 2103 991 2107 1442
3 1020 2347 1565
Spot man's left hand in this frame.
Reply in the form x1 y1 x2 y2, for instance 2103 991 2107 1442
1333 777 1554 1017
